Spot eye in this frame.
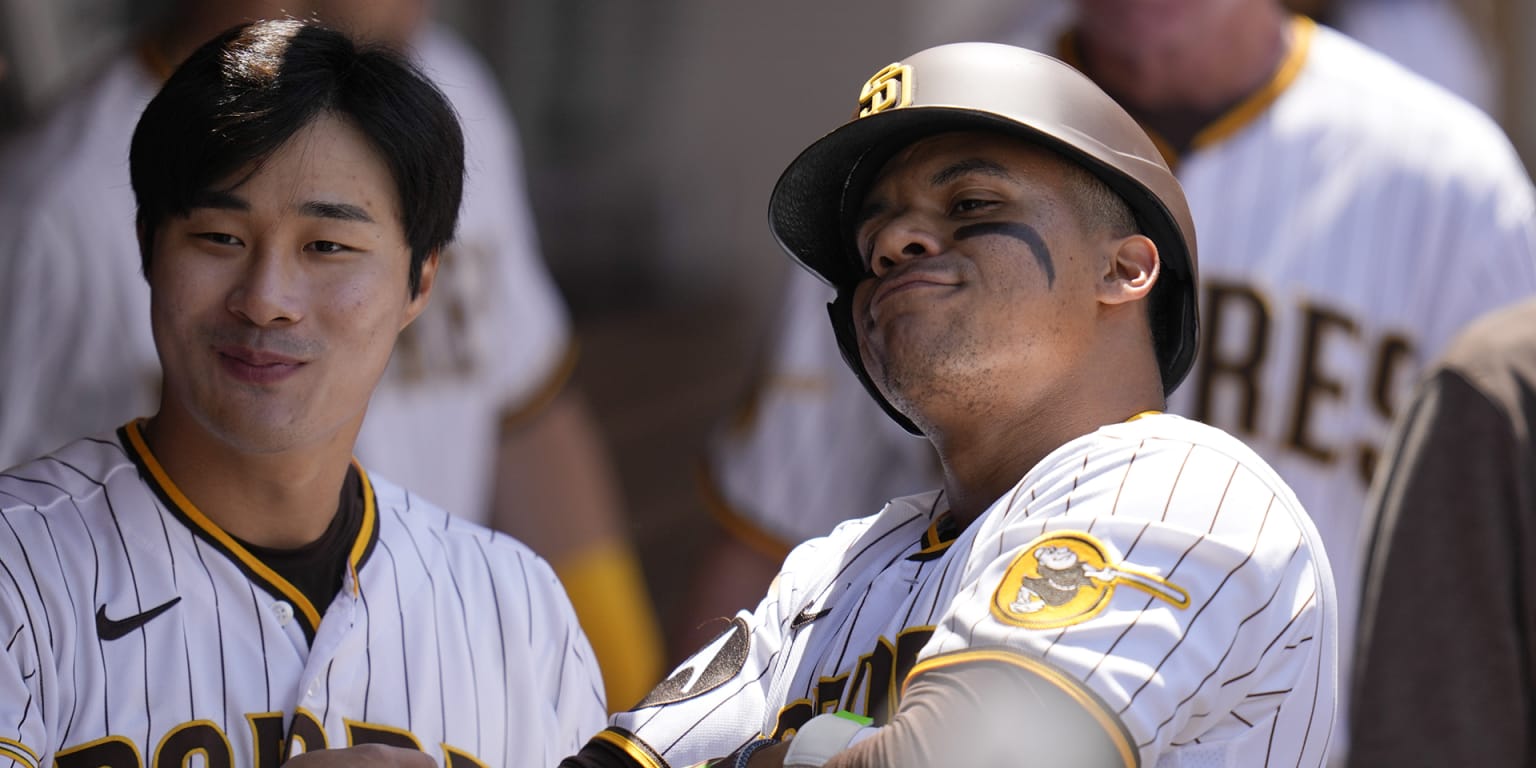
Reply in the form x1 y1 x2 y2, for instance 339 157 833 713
195 232 243 247
950 197 1000 215
307 240 352 254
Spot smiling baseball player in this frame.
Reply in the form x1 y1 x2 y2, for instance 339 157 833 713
562 42 1335 768
0 19 603 768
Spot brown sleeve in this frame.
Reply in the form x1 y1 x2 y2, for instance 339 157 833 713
1348 369 1532 766
824 650 1138 768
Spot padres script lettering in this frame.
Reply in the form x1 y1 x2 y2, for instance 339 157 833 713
50 714 489 768
768 626 935 737
1192 279 1416 485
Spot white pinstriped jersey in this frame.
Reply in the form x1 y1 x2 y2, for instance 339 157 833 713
706 21 1536 757
620 414 1333 767
0 423 605 768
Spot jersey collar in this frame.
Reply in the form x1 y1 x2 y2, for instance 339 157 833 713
118 419 380 643
1059 15 1316 167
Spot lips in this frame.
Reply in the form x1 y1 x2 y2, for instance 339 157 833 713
869 266 960 312
215 344 306 385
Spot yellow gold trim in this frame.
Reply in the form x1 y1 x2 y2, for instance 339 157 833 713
696 459 793 561
905 650 1138 768
1058 16 1315 164
499 342 580 431
344 718 422 749
0 737 37 768
443 744 491 768
125 420 322 630
1190 16 1315 151
592 729 668 768
1126 410 1162 422
152 720 232 767
348 461 378 598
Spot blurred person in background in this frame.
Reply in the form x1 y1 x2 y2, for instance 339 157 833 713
686 0 1536 760
0 0 662 709
1350 298 1536 766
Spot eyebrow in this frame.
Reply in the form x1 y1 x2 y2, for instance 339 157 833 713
930 157 1015 186
299 201 375 223
187 191 374 223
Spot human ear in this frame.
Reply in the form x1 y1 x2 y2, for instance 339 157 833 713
1097 234 1158 306
400 249 440 330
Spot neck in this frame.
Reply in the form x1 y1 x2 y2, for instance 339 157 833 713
141 407 357 549
925 348 1165 526
1074 6 1291 150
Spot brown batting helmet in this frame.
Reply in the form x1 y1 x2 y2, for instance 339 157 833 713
768 42 1199 435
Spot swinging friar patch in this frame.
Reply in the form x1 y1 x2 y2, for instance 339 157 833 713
991 531 1190 629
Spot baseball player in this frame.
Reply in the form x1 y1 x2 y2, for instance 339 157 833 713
1349 298 1536 765
693 0 1536 754
0 19 604 767
0 0 662 710
564 42 1336 768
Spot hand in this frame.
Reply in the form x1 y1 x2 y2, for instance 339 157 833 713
281 745 436 767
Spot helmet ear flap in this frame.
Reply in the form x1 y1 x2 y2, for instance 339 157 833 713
827 290 924 436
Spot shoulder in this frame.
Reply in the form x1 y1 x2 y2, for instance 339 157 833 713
364 470 569 605
1288 25 1526 189
1006 414 1312 536
1431 299 1536 402
0 431 139 513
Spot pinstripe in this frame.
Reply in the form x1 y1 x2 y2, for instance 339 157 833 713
247 582 272 709
1158 444 1197 522
392 507 447 739
376 538 413 730
95 479 155 749
359 573 373 722
33 507 81 746
1119 497 1280 710
0 552 43 737
1136 538 1305 748
190 534 229 730
321 658 336 727
1 512 54 652
428 526 481 752
472 538 508 737
1086 525 1211 685
3 626 19 651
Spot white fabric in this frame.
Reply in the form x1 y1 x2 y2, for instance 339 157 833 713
0 26 572 525
707 24 1536 759
624 415 1335 767
0 429 606 767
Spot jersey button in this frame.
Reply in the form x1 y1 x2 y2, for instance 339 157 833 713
273 601 294 626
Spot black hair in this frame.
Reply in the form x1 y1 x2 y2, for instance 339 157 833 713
129 18 464 296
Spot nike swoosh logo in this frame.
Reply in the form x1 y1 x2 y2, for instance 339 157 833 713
791 606 833 631
96 597 182 641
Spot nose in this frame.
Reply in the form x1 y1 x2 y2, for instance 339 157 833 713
226 249 302 327
868 216 943 277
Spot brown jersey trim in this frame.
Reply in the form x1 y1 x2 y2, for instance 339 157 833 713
903 648 1140 768
118 420 379 641
498 341 580 431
